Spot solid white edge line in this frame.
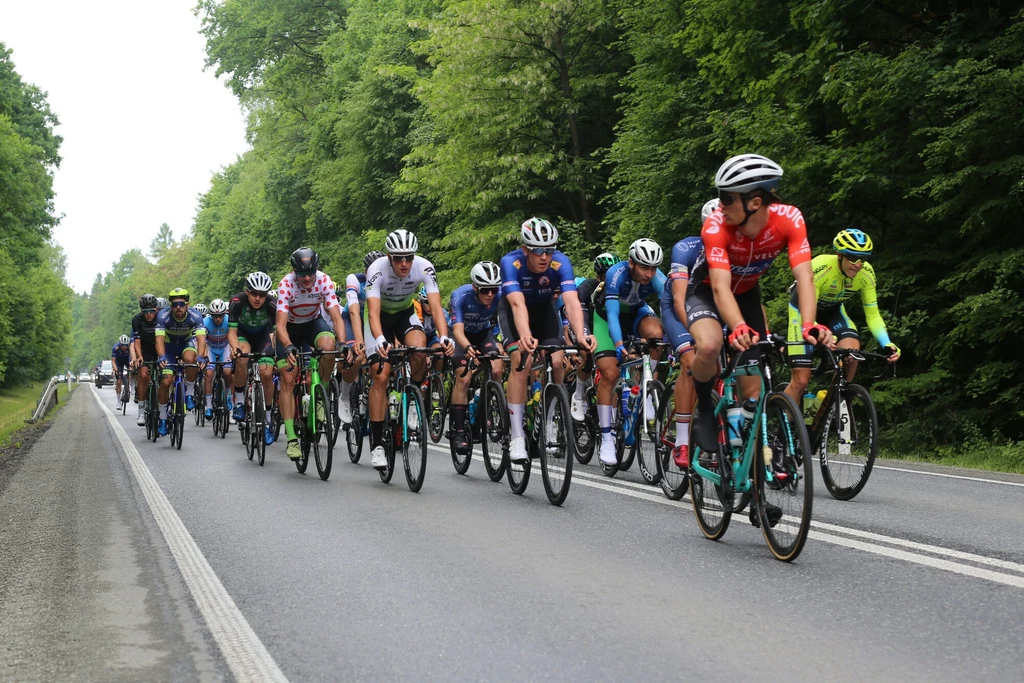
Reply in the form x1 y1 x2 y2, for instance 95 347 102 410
424 444 1024 587
90 386 289 683
871 464 1024 488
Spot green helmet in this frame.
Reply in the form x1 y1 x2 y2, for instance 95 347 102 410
593 253 617 277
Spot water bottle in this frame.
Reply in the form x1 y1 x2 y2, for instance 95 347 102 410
620 383 633 418
802 392 815 425
468 388 479 426
727 405 743 446
301 394 310 418
740 397 757 436
388 390 399 421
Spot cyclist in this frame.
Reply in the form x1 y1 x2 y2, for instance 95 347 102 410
364 229 454 469
156 297 168 311
111 334 132 399
784 228 901 407
337 251 379 423
228 271 277 445
155 287 209 437
569 253 616 421
202 298 233 420
686 154 829 525
661 199 719 467
276 248 349 460
499 218 596 463
131 294 160 426
194 302 208 317
592 239 667 466
413 286 451 376
449 261 504 455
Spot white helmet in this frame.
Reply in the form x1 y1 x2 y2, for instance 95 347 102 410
118 334 130 345
385 229 418 254
520 217 558 247
246 271 273 292
209 298 229 314
701 198 720 221
714 154 784 193
194 303 208 315
470 261 501 287
628 238 663 267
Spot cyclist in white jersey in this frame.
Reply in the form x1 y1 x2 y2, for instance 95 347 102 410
336 250 380 423
364 229 454 469
276 247 350 461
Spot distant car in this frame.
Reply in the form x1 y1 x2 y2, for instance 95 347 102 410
77 373 90 382
94 360 115 388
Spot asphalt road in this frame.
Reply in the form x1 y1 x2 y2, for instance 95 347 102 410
3 385 1023 681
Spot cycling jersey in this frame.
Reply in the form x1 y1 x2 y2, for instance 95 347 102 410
691 204 811 294
450 284 502 335
277 271 340 324
155 308 206 344
227 291 277 336
365 257 439 314
595 261 666 347
499 250 576 306
660 236 703 355
413 300 451 341
203 314 230 349
790 254 891 347
111 343 130 366
344 273 367 309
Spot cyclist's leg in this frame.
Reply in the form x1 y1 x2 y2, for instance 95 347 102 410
256 334 276 423
684 283 726 452
497 298 533 457
592 311 619 464
339 315 361 409
784 298 814 404
734 290 767 402
834 304 861 381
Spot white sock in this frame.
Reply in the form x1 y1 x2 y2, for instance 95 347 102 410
205 394 212 408
340 380 352 401
266 408 272 422
598 404 614 444
509 403 525 438
235 388 244 403
160 402 169 419
675 413 691 448
184 382 194 398
573 380 586 400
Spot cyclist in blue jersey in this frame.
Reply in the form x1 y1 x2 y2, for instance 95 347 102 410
202 299 233 420
111 335 132 398
155 287 208 437
449 262 504 455
593 239 667 465
337 250 379 424
498 217 596 463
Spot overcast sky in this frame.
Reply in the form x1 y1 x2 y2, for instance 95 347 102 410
0 1 249 292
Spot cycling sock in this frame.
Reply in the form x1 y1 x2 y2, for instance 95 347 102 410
509 403 525 438
284 419 296 441
184 382 194 398
451 404 467 431
370 420 384 448
265 409 272 422
597 404 613 439
234 387 244 403
205 393 212 408
160 402 169 419
675 412 691 447
693 378 714 412
340 380 352 401
573 381 586 401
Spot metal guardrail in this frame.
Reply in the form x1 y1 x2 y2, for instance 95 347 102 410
25 377 60 424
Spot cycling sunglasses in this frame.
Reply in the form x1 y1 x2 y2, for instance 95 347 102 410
170 301 189 308
526 247 556 256
477 287 498 296
717 191 740 206
390 254 415 263
142 308 157 314
247 290 268 297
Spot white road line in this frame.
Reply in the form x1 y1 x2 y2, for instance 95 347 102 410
871 464 1024 488
425 444 1024 588
90 386 289 683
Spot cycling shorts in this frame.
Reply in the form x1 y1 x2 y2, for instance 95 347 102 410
363 305 423 358
592 305 656 360
207 345 233 369
276 316 335 367
161 338 198 375
496 297 564 350
685 282 767 364
660 299 693 356
786 303 859 368
236 330 275 364
453 331 500 371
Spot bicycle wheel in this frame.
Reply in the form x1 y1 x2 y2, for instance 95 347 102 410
312 382 333 481
251 380 266 467
573 384 596 465
296 390 310 474
402 385 428 492
507 449 531 495
820 384 877 501
173 384 185 450
540 384 573 506
426 372 446 443
327 376 341 448
689 395 731 540
379 419 396 483
755 392 813 562
655 381 688 501
480 380 508 482
601 383 623 477
635 379 664 485
145 381 157 441
346 376 365 463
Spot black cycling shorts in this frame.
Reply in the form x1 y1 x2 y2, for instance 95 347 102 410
496 297 565 350
685 281 767 364
453 331 499 370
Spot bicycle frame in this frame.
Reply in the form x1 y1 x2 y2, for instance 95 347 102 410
617 339 670 446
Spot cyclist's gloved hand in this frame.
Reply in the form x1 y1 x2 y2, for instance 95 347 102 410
885 342 901 361
160 354 174 367
285 344 298 366
439 335 455 356
374 336 391 360
615 344 626 362
196 355 208 367
801 322 832 346
728 322 758 350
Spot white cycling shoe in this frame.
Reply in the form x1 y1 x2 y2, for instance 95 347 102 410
599 437 618 466
509 436 528 463
570 393 587 422
136 405 145 426
371 446 388 468
339 400 352 424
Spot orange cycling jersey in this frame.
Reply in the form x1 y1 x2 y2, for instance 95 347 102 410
697 204 812 294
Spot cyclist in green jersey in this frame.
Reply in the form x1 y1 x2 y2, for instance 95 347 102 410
784 228 901 407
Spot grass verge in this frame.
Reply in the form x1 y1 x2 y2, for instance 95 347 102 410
0 379 78 447
882 441 1024 476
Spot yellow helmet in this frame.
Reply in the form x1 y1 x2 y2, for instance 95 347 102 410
833 229 873 257
168 287 190 302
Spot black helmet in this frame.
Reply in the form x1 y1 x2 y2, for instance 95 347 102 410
290 247 319 275
364 250 386 270
139 294 158 310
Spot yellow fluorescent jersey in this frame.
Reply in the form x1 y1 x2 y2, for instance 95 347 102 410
806 254 891 347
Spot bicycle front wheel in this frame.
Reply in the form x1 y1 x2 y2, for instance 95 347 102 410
402 385 428 492
312 382 333 481
655 381 687 501
820 383 877 501
251 380 266 467
346 377 365 463
756 392 813 562
540 384 573 506
635 380 664 485
328 377 342 448
426 372 446 443
689 395 731 540
480 380 508 482
173 385 185 450
296 390 310 474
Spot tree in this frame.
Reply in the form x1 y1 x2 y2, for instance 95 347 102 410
149 223 174 261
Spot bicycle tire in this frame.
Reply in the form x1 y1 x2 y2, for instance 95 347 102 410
689 394 731 540
427 372 446 443
252 380 266 466
312 382 333 480
655 381 688 501
573 384 596 465
295 388 310 474
402 385 428 492
819 383 877 501
540 383 573 506
755 392 813 562
507 452 531 495
379 419 396 483
635 379 664 485
347 378 365 463
480 380 508 482
173 383 185 450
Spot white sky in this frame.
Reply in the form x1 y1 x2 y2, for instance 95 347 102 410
0 1 249 292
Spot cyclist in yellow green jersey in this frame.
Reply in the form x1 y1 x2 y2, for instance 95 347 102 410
784 228 901 407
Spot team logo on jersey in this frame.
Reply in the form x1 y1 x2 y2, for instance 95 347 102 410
512 259 522 269
705 223 720 235
711 247 725 259
551 261 561 271
539 276 550 287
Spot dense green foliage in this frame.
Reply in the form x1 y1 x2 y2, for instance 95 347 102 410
0 45 72 385
81 1 1023 451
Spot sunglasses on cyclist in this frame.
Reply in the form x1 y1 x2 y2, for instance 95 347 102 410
718 191 740 206
295 270 316 279
142 308 156 314
526 247 556 257
170 301 188 308
248 290 268 297
390 254 415 264
843 256 865 265
477 287 498 296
